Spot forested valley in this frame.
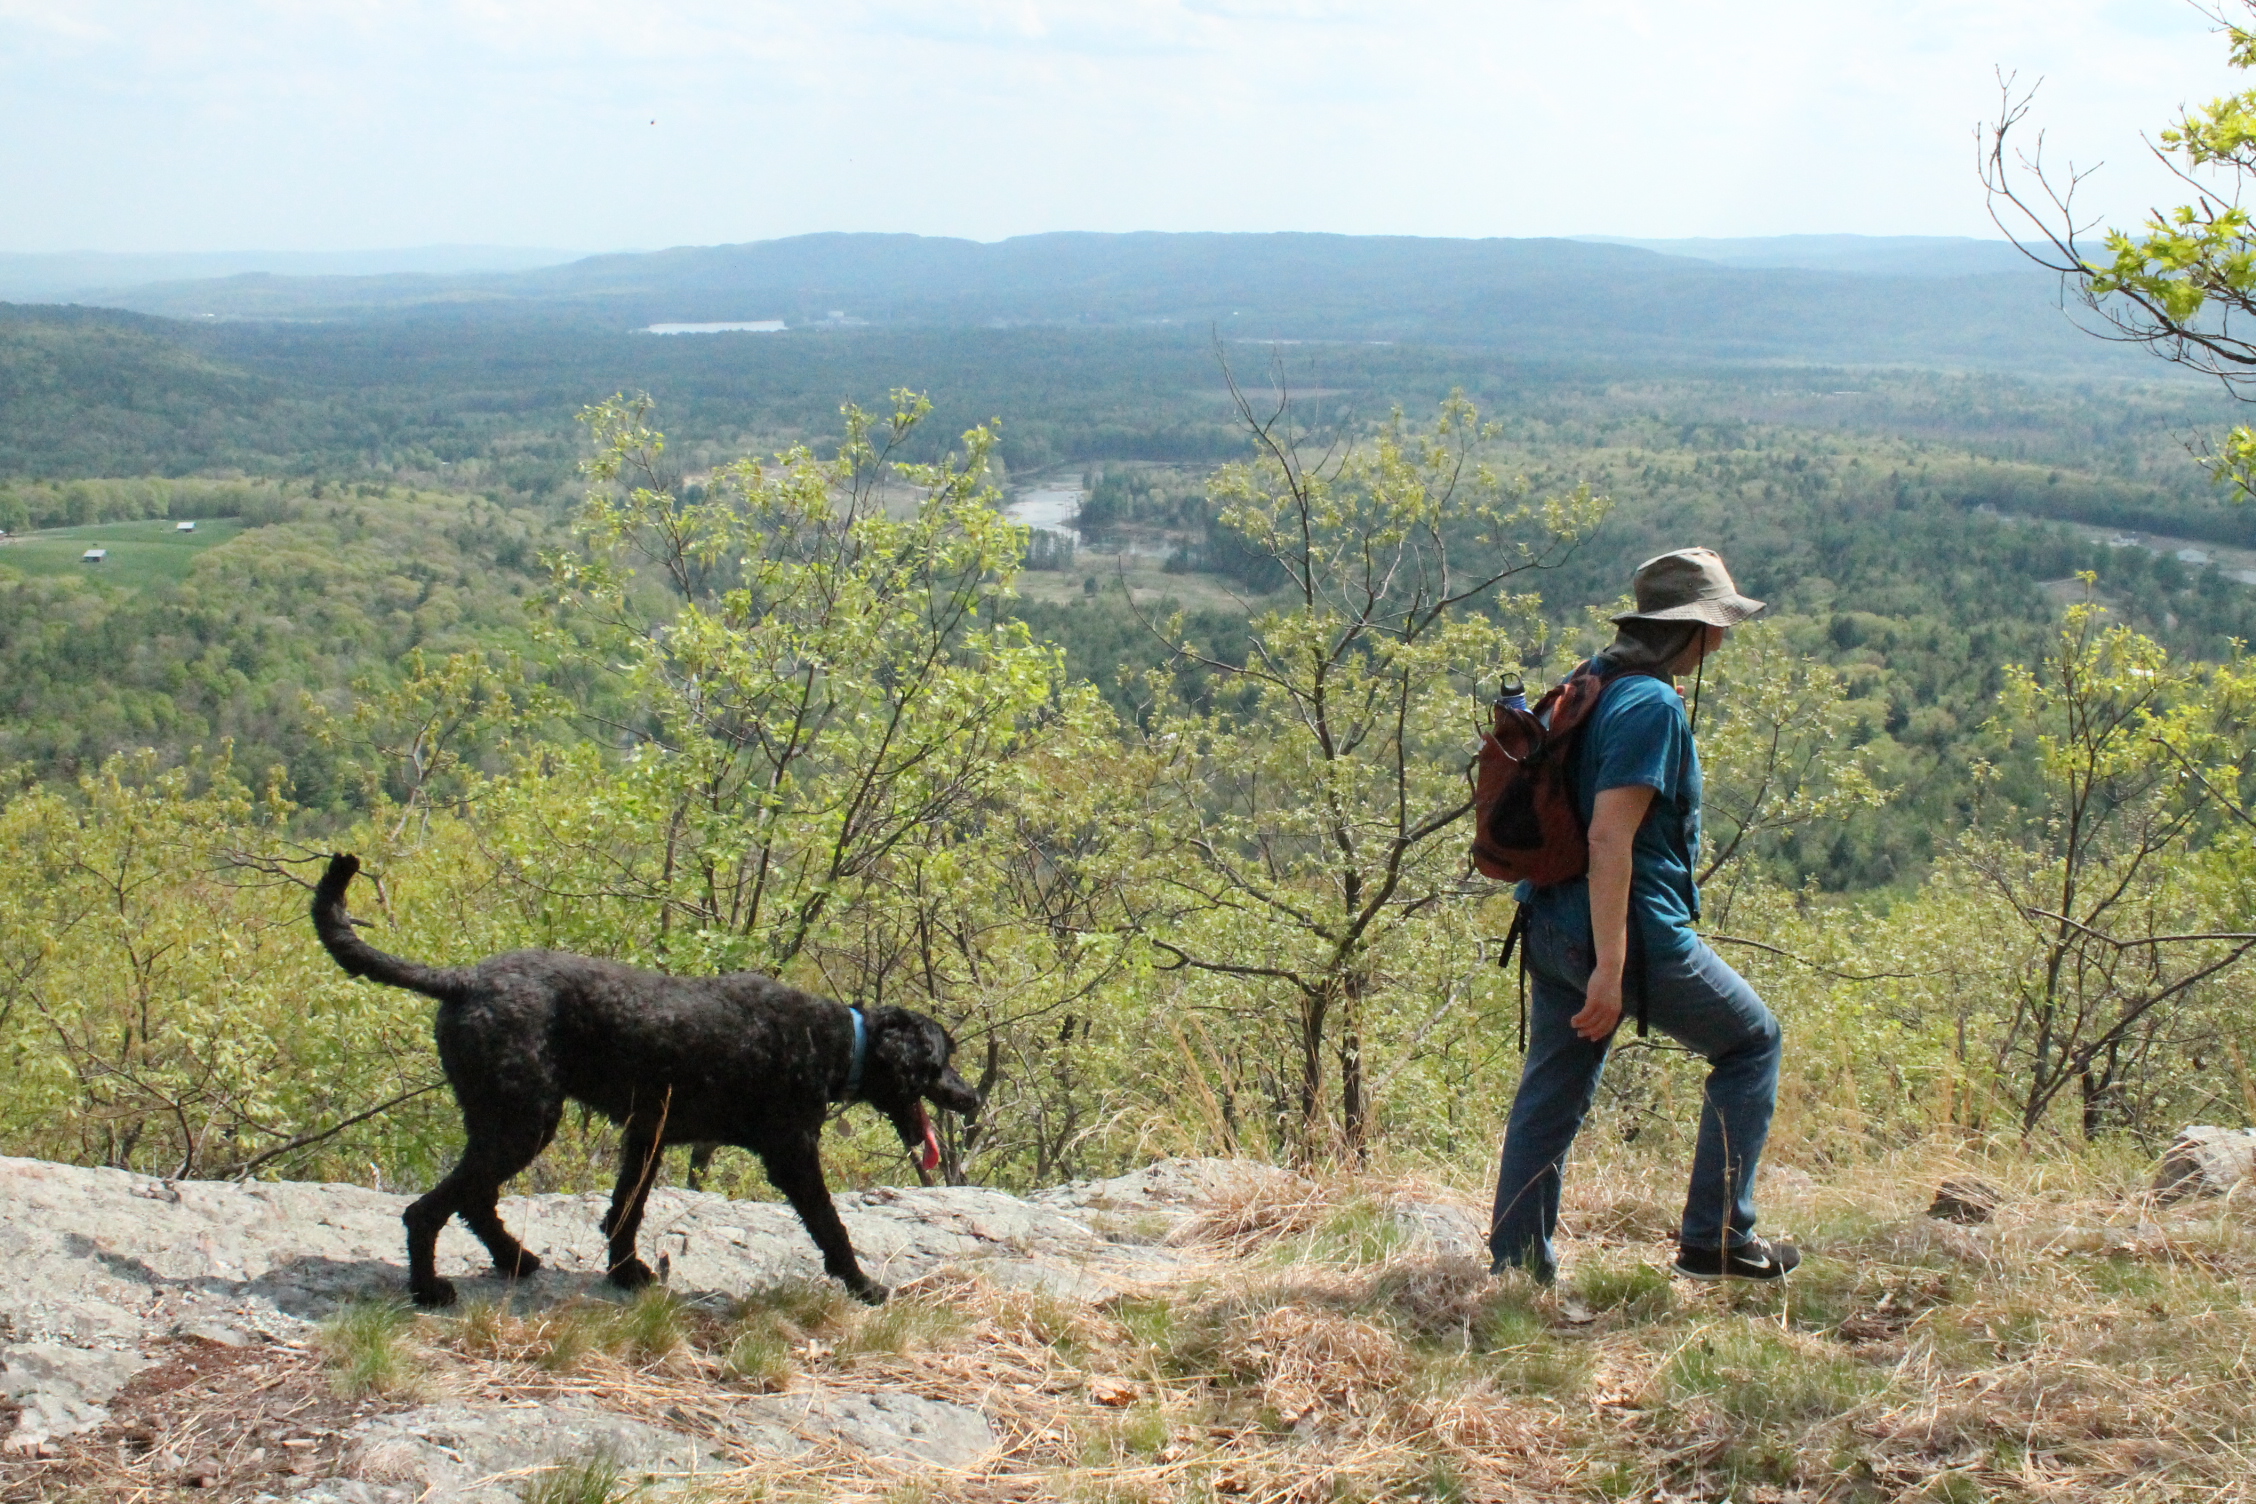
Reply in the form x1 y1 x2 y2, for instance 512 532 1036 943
3 270 2254 1201
27 0 2256 1478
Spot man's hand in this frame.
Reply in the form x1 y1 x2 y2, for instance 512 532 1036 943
1572 973 1623 1042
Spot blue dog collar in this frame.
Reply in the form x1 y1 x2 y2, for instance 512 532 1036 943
842 1007 867 1102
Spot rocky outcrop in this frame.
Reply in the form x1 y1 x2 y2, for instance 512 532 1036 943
317 1401 728 1504
0 1344 155 1454
2153 1126 2256 1203
0 1154 1307 1475
0 1153 1494 1499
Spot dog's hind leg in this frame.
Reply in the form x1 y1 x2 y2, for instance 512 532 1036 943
403 1110 556 1307
457 1103 560 1281
761 1133 886 1304
402 1165 472 1309
600 1126 666 1290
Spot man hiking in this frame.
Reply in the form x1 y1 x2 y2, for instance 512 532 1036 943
1488 547 1797 1284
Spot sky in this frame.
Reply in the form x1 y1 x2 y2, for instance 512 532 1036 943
0 0 2243 253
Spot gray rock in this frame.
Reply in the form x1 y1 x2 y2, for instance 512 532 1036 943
0 1153 1188 1351
1033 1157 1290 1222
0 1153 1141 1470
728 1388 996 1468
0 1341 154 1449
1390 1198 1487 1258
1032 1157 1299 1256
296 1482 413 1504
2154 1126 2256 1203
342 1400 725 1503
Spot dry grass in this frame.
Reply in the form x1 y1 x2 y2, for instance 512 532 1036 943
6 1142 2253 1502
398 1147 2256 1501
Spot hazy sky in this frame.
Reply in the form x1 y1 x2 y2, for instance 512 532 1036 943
0 0 2241 253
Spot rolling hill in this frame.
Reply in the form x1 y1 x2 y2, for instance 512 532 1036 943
72 231 2122 374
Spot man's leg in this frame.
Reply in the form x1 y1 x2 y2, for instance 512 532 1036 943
1488 918 1611 1283
1638 938 1781 1252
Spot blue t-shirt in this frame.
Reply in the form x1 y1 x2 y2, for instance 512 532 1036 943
1520 669 1703 963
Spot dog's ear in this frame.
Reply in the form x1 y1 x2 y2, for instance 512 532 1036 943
871 1009 958 1082
869 1008 942 1082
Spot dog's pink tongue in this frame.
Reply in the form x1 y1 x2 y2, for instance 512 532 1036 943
917 1108 941 1172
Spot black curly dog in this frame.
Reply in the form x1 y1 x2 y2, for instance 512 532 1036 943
312 854 979 1308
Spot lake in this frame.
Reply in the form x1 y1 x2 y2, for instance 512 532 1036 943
644 321 787 335
1004 484 1082 541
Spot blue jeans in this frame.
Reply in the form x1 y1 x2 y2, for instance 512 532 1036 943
1488 914 1781 1281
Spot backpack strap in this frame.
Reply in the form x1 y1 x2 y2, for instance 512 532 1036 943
1495 905 1531 1052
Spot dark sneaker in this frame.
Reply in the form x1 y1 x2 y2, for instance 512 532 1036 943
1673 1235 1801 1282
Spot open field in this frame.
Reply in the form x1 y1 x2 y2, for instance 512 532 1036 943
1014 553 1271 614
0 517 246 587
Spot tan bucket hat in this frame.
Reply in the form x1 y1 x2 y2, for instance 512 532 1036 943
1610 547 1766 627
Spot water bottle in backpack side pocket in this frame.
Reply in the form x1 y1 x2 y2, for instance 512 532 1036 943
1496 673 1528 714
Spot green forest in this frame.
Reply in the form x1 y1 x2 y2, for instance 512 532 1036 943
9 229 2256 1502
4 289 2256 1199
19 3 2256 1491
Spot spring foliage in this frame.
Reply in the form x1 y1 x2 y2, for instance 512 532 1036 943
0 398 2251 1192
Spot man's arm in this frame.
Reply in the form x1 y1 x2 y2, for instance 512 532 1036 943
1575 783 1657 1042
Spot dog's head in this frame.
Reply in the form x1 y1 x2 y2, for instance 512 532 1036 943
861 1006 981 1172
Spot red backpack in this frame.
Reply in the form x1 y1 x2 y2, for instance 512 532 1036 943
1469 664 1659 884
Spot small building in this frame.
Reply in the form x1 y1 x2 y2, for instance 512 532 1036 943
176 520 197 532
81 549 107 563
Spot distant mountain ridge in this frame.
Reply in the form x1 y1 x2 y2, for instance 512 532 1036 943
0 246 585 304
1584 234 2037 279
39 230 2123 374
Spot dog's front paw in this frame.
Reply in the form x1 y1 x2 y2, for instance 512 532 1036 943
606 1256 655 1290
850 1278 889 1306
497 1248 541 1280
411 1277 459 1309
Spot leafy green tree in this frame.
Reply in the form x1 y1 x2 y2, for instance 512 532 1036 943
1948 604 2256 1136
515 393 1100 973
308 647 552 839
1693 621 1886 916
0 753 446 1179
1984 1 2256 496
1127 386 1604 1158
455 394 1139 1186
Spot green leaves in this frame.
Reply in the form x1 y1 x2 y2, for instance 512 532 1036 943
1695 624 1886 901
541 395 1087 975
0 752 452 1180
1131 392 1601 1155
1986 11 2256 496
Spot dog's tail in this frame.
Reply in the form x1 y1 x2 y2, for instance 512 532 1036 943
313 854 465 1001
